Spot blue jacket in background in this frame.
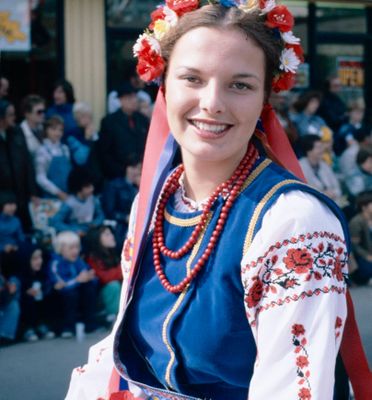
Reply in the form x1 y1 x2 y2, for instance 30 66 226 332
46 103 78 139
0 213 25 252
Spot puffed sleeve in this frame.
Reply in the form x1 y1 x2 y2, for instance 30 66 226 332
65 196 139 400
241 191 348 400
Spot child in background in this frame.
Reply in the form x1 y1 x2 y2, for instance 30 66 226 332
349 191 372 285
35 115 71 200
48 231 98 338
50 168 104 236
101 154 141 248
0 271 20 346
0 191 25 278
20 244 55 342
85 226 122 325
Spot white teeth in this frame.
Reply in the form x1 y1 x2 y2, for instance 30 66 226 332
192 120 228 133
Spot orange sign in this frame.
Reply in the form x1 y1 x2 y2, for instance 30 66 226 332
337 58 364 88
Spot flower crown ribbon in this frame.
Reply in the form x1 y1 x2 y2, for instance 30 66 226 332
133 0 304 92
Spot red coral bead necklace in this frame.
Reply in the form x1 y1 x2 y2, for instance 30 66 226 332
152 142 259 293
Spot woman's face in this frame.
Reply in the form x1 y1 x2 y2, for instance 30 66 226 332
30 249 43 272
53 86 67 105
100 228 116 249
306 98 320 115
165 27 265 166
5 105 16 128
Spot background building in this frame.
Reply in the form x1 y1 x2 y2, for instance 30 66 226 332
0 0 371 125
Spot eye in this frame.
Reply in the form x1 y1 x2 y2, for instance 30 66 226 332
182 75 201 84
230 82 253 91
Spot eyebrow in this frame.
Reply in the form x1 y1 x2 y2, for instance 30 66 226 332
176 67 261 82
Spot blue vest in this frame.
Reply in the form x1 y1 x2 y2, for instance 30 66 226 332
113 157 350 400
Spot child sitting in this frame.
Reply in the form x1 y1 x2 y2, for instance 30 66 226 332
50 168 104 236
85 226 122 324
48 231 98 338
101 154 141 247
0 271 20 346
20 244 55 342
0 191 25 278
35 115 71 200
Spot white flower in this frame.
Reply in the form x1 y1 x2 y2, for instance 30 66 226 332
133 33 161 57
260 0 276 14
279 48 300 73
282 31 301 45
163 6 178 26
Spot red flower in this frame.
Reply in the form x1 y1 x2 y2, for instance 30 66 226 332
296 355 309 369
292 324 305 336
149 7 166 30
137 50 165 82
298 387 312 400
166 0 199 16
335 316 343 329
284 248 313 274
245 279 263 308
272 72 295 93
286 43 304 62
266 5 294 32
332 259 344 282
314 271 322 280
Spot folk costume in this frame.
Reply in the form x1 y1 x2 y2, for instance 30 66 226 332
66 1 372 399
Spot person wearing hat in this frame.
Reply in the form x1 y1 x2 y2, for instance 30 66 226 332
98 82 149 180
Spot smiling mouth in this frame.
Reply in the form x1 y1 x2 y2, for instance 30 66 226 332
189 120 232 135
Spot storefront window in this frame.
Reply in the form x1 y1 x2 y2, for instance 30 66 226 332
316 3 366 34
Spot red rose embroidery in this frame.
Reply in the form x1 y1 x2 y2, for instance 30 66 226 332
109 390 141 400
266 5 294 32
292 324 305 336
332 259 344 282
166 0 199 16
298 387 312 400
272 72 295 93
284 248 313 274
284 278 297 288
296 355 309 368
245 279 263 308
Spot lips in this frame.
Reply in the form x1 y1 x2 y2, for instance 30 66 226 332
189 119 232 138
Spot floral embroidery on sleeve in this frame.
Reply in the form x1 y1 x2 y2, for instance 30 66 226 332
242 232 348 326
335 316 343 341
292 324 312 400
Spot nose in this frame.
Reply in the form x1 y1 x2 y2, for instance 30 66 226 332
199 81 225 115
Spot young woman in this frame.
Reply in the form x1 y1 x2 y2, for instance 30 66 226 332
67 2 369 399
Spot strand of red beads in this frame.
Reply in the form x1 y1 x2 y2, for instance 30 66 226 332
152 143 259 293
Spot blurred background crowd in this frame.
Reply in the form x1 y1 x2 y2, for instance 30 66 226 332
0 0 372 347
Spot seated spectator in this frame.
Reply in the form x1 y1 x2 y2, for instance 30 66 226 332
0 273 20 346
50 168 104 235
46 79 77 139
337 98 365 155
48 231 98 337
35 116 71 200
19 94 46 160
101 154 141 246
356 146 372 191
19 244 55 342
349 191 372 285
339 128 371 197
0 99 39 231
299 135 343 206
67 102 98 167
0 192 25 278
85 226 122 325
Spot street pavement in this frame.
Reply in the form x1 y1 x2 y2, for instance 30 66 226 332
1 287 371 400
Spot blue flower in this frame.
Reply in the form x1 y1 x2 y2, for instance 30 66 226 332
219 0 238 7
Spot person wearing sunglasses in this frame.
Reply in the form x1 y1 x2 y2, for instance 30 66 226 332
19 94 46 160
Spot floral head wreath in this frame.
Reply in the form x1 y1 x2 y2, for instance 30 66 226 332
133 0 304 92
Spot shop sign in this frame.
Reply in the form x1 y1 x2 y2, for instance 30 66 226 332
337 57 364 88
0 0 30 51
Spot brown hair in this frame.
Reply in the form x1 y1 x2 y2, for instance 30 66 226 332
159 5 283 99
293 91 322 113
44 115 64 137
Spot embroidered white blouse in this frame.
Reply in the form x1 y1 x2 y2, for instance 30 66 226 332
66 188 348 400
